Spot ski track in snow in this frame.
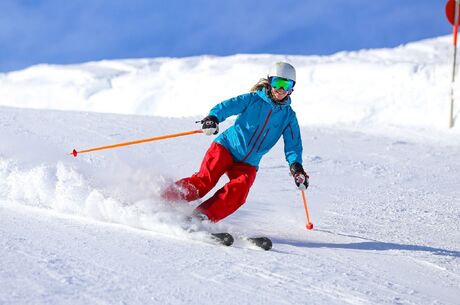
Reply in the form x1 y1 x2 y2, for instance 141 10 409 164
1 105 459 305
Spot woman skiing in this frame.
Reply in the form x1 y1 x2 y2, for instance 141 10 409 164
162 62 309 222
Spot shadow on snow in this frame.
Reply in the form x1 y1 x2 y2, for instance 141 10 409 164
274 229 460 258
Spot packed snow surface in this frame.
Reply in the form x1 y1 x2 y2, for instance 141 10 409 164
0 36 459 304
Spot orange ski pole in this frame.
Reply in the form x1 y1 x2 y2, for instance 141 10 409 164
70 129 203 157
300 190 314 230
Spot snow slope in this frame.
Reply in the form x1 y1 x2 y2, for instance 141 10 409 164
0 36 459 304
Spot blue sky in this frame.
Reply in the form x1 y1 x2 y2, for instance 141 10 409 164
0 0 450 72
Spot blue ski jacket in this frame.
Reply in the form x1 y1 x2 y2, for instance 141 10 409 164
208 88 303 168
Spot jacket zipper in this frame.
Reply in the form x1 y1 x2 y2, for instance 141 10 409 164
247 125 259 147
257 129 270 152
242 109 273 162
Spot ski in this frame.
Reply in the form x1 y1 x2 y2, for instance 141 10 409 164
210 232 234 246
187 226 270 250
245 237 273 251
209 233 272 250
184 213 270 249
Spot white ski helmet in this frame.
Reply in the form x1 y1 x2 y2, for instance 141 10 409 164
268 62 296 82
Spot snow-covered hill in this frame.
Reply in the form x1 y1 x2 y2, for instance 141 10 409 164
0 36 459 304
1 36 458 130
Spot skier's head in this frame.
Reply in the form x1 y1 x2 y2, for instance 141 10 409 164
268 62 296 83
267 62 296 102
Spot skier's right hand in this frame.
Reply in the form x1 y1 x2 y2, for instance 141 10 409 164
290 162 309 190
201 115 219 135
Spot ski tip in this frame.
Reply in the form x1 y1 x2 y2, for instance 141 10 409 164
211 233 234 246
259 238 273 251
71 149 78 157
248 237 272 251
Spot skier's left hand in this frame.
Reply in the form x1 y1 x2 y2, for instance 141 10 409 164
290 162 309 190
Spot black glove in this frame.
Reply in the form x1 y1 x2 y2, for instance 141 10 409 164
290 162 309 190
201 115 219 135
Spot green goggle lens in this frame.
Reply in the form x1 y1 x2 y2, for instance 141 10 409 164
270 77 294 91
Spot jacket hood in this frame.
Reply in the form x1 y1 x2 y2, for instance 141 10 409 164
256 88 292 108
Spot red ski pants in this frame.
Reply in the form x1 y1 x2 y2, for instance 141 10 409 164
162 142 257 222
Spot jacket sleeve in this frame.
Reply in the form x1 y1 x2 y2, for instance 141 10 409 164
282 110 303 165
208 93 253 123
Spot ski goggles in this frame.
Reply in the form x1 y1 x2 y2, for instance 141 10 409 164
270 77 295 91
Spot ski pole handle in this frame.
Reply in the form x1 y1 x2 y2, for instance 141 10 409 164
70 129 203 157
300 190 314 230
